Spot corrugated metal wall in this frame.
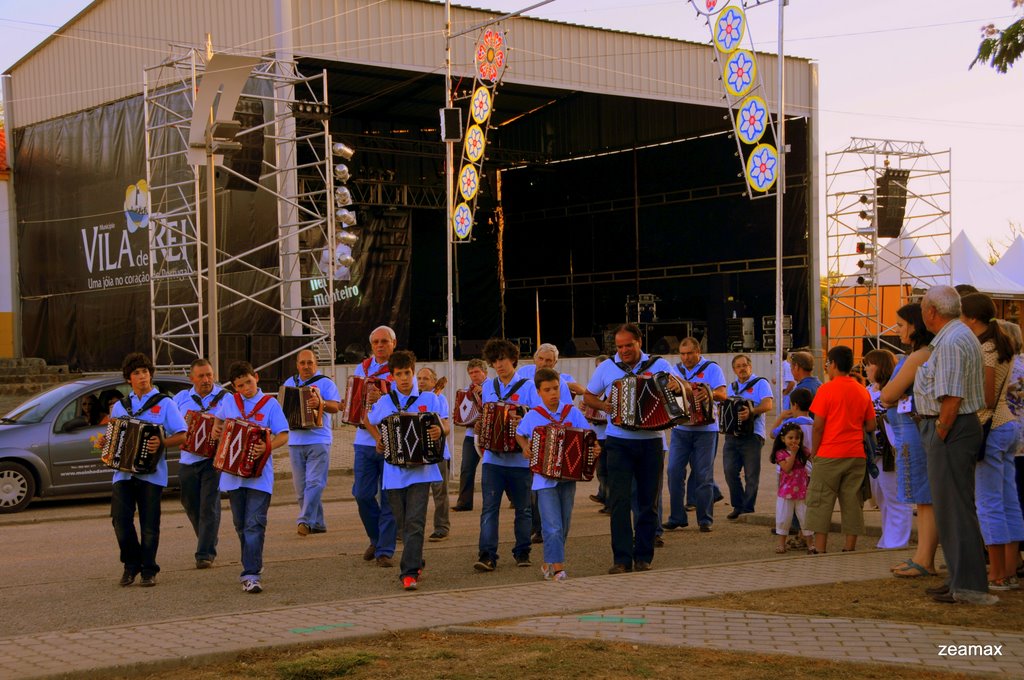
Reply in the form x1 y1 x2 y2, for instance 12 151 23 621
8 0 814 128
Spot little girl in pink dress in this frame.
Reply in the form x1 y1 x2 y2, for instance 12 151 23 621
772 422 813 553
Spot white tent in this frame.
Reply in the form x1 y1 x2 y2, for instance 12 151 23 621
994 235 1024 286
950 231 1024 297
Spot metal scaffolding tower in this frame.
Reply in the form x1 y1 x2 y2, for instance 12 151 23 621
143 49 338 378
826 137 952 356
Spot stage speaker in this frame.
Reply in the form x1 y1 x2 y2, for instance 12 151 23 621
876 168 910 238
217 96 265 191
651 335 678 355
440 107 463 142
570 336 601 356
218 334 249 381
459 339 488 358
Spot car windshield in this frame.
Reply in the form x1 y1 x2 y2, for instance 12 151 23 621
1 382 97 424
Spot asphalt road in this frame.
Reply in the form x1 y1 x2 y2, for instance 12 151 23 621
0 475 797 639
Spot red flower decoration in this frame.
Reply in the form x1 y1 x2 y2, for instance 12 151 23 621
476 30 506 83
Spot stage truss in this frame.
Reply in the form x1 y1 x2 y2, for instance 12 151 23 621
143 49 337 375
826 137 952 355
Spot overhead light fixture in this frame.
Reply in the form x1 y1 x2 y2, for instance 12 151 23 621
856 242 874 255
334 187 352 207
332 142 355 160
855 225 875 236
337 230 358 245
337 255 355 267
857 259 875 270
289 101 331 121
334 164 350 183
856 275 874 287
336 208 357 226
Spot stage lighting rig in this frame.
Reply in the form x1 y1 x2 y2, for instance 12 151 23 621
290 101 331 121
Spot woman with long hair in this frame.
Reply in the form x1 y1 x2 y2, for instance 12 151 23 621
960 293 1023 590
880 302 939 578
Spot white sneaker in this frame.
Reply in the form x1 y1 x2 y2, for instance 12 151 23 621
242 579 263 594
554 570 568 582
953 589 998 605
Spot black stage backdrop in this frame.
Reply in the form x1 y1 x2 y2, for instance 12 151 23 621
14 94 412 370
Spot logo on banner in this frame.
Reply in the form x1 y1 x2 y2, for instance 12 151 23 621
124 180 149 233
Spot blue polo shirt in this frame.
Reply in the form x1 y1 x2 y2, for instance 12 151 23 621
367 387 443 489
795 375 822 398
214 390 289 494
516 401 590 490
353 359 392 447
173 386 228 465
670 359 727 433
586 352 674 440
481 373 539 468
726 375 774 440
282 372 341 446
110 388 187 487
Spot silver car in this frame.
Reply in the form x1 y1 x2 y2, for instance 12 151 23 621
0 375 191 513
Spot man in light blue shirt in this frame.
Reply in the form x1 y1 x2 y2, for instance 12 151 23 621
173 358 228 569
283 350 340 537
107 352 187 588
723 354 774 519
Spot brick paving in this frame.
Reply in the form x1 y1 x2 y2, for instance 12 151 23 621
6 549 1017 679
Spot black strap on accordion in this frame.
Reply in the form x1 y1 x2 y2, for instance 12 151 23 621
191 389 227 413
614 356 659 376
492 377 528 402
389 390 417 411
731 375 767 397
120 393 169 417
678 360 716 382
291 374 329 388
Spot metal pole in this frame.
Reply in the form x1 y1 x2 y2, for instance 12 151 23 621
445 0 458 482
207 152 219 374
774 0 786 412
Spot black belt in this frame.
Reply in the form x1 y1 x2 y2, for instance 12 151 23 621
910 413 937 424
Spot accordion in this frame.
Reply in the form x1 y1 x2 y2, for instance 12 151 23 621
453 388 482 427
684 382 716 427
608 372 689 431
379 412 445 466
213 418 272 478
343 375 389 426
580 399 607 425
478 402 528 453
720 397 755 437
279 385 324 430
100 417 165 474
182 410 218 458
529 425 599 481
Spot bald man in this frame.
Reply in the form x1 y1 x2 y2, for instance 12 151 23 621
283 350 341 536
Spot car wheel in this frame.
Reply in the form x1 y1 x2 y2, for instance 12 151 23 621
0 461 36 513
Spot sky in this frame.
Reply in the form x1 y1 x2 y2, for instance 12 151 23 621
1 0 1022 261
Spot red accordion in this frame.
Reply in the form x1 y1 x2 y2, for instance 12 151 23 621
453 388 482 427
183 411 218 458
682 382 716 427
213 418 272 478
529 425 599 481
342 375 389 426
580 399 607 425
477 402 527 453
609 372 689 431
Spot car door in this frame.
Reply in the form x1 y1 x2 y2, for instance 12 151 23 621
46 384 121 493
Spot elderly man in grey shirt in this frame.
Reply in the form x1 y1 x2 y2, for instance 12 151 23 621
914 285 995 605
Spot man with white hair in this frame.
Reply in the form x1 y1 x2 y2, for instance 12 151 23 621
915 285 995 605
352 325 398 567
518 343 584 402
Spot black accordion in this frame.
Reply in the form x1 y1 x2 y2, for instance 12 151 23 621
379 412 445 466
608 372 688 431
719 397 755 437
100 417 165 474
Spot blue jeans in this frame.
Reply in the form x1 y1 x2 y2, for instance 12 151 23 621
723 433 762 514
668 430 718 527
975 421 1024 546
178 457 221 561
388 482 430 578
352 444 396 557
227 488 270 580
478 463 532 563
607 436 663 567
111 477 163 577
289 443 330 531
537 481 576 564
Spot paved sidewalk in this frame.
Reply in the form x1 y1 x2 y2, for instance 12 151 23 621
462 604 1022 676
2 549 989 679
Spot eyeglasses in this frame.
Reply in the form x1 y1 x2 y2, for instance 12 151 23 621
824 360 833 368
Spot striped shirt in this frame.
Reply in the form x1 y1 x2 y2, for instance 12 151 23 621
914 319 985 416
